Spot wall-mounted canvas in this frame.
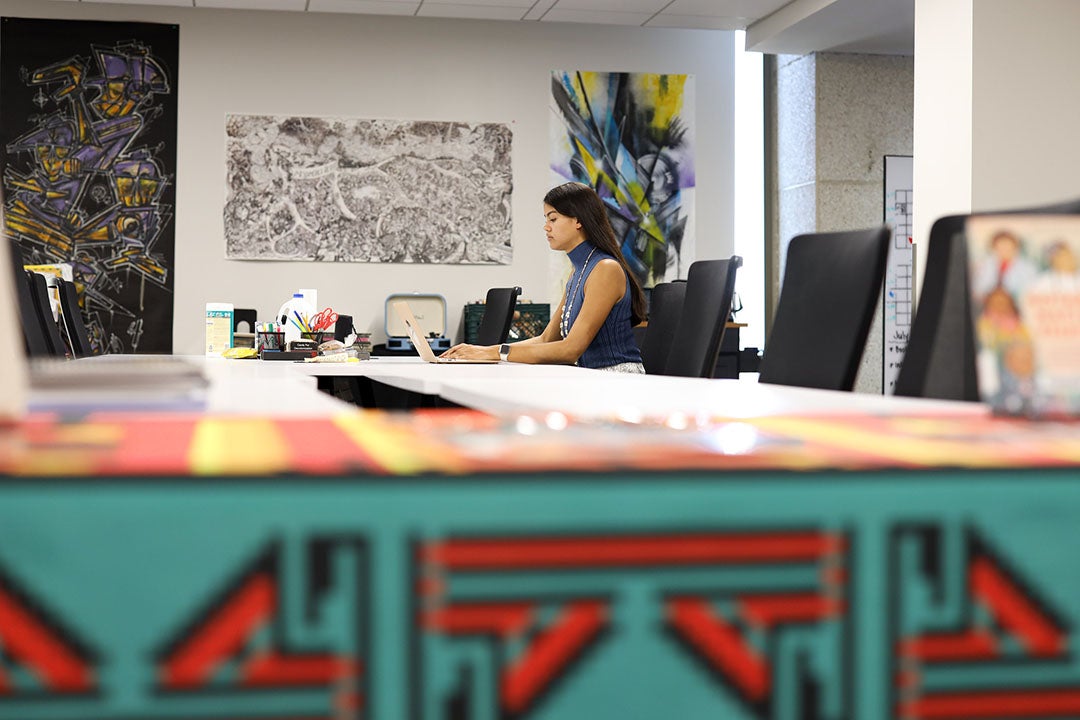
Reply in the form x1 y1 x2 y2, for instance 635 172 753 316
225 115 513 264
0 17 178 354
550 70 695 289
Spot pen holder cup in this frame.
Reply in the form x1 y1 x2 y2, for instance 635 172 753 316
257 331 285 351
301 331 328 344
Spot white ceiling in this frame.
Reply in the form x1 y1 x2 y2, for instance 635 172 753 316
49 0 915 55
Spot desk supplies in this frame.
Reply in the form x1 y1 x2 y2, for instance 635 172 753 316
298 331 328 346
205 302 234 356
276 292 315 346
256 324 285 351
260 349 317 361
309 308 338 332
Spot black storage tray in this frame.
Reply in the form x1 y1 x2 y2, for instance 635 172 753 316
260 349 316 361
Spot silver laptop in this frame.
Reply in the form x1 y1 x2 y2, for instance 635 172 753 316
392 301 500 364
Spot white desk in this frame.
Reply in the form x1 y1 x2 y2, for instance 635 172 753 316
30 355 359 417
435 374 988 420
295 357 595 395
67 356 985 422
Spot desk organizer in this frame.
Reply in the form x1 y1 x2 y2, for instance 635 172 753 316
385 293 451 352
300 331 328 344
259 349 317 361
256 330 285 351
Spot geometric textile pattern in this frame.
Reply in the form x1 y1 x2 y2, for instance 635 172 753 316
0 563 99 698
418 528 848 719
153 537 366 719
892 525 1076 719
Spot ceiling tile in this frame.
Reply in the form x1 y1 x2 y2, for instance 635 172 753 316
196 0 306 9
549 0 667 11
308 0 420 14
417 4 530 20
522 0 557 20
646 14 746 31
540 9 652 25
423 0 532 5
665 0 787 16
80 0 192 5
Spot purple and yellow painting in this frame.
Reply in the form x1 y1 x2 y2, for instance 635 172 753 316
550 70 695 288
0 17 178 354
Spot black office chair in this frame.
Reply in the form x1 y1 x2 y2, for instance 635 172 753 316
333 314 355 343
56 277 95 358
25 271 68 357
664 257 742 378
894 197 1080 401
639 280 687 374
893 215 977 401
475 286 521 345
758 227 890 391
9 241 51 357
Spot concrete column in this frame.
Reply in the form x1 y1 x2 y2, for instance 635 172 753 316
773 51 913 393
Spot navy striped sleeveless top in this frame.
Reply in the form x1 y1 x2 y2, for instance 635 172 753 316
562 242 642 370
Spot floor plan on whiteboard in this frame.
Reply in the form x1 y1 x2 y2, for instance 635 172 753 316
884 155 913 393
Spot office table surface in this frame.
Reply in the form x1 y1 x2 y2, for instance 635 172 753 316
434 373 989 420
28 354 358 417
284 355 595 395
193 356 982 422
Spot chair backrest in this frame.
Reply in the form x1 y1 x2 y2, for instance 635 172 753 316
9 242 51 357
333 313 355 343
893 215 978 400
56 278 95 358
475 286 522 345
759 226 890 391
895 197 1080 401
639 280 687 374
26 271 67 357
664 257 742 378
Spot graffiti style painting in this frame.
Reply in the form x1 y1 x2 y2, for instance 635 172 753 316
225 115 513 264
550 70 695 288
0 17 178 354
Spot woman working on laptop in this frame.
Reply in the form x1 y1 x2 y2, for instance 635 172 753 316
440 182 646 372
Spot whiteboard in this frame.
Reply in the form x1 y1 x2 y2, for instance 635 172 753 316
883 155 913 394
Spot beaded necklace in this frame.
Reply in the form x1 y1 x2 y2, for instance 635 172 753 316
561 246 597 338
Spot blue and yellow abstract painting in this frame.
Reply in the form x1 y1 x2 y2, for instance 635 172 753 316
550 70 695 288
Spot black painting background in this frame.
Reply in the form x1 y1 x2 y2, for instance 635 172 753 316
0 16 178 353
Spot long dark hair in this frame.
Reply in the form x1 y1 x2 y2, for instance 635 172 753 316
544 182 647 325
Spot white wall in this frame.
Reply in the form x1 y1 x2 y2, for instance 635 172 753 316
914 0 1080 295
971 0 1080 210
912 0 972 296
1 0 736 353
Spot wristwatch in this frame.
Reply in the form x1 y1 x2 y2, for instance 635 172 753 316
499 343 511 362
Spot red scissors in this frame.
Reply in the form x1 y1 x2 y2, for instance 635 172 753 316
310 307 339 332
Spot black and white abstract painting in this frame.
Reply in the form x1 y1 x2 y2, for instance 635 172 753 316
225 114 513 264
